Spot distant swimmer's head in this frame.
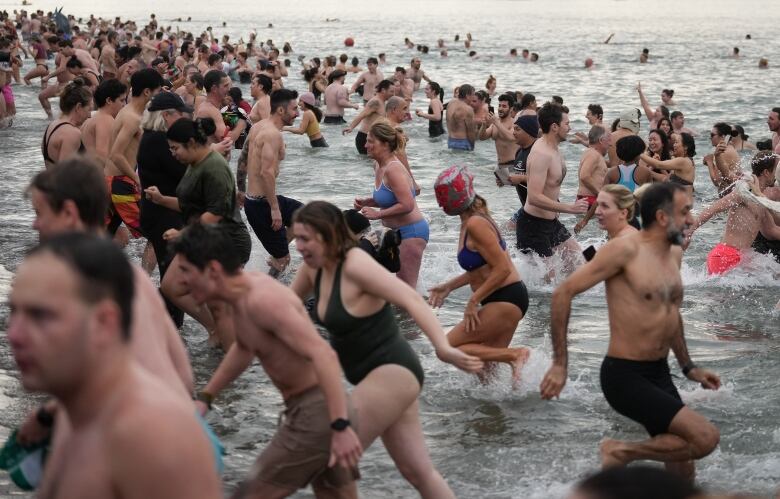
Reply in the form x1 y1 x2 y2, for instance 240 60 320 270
616 135 645 164
759 57 770 68
293 201 357 267
366 57 378 69
661 88 674 104
27 157 108 240
750 151 778 187
617 108 641 134
434 165 476 216
9 233 135 394
570 465 700 499
520 92 536 110
328 69 347 84
639 183 692 244
657 117 672 136
584 57 594 68
530 52 539 62
522 49 529 59
171 223 243 304
586 104 603 124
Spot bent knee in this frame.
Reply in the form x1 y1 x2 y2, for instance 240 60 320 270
691 424 719 458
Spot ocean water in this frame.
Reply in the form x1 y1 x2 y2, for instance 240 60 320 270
0 0 779 497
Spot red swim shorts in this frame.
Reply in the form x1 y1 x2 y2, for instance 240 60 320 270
576 194 597 207
706 243 742 275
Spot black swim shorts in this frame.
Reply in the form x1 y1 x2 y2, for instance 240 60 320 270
323 115 346 125
480 281 529 315
515 209 571 257
244 195 303 259
600 356 685 437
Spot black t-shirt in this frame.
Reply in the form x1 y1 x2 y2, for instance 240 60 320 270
513 142 534 206
138 130 187 195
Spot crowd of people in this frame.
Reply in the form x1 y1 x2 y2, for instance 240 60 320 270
1 7 779 499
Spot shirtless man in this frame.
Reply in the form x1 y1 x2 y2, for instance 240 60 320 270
172 224 363 498
392 66 414 103
478 93 518 167
541 182 721 481
767 107 780 154
690 153 780 275
350 57 383 102
248 73 272 123
99 31 118 79
571 104 604 146
81 79 127 169
575 124 611 208
106 68 162 242
446 84 477 151
37 41 72 118
324 69 357 124
196 70 246 143
343 79 391 155
704 122 741 194
8 233 221 499
517 102 589 274
240 89 302 275
406 57 430 91
175 41 195 74
670 111 696 137
608 109 640 167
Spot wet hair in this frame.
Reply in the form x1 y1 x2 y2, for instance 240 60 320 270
93 78 127 108
587 104 603 120
662 89 675 98
339 53 348 63
302 100 323 122
679 132 696 158
497 92 515 106
475 90 490 104
648 129 672 161
658 105 670 119
551 95 564 105
616 135 646 162
713 121 738 138
601 184 637 220
520 93 536 110
670 110 683 120
166 117 216 146
428 81 444 102
375 79 393 93
253 73 272 94
292 200 357 261
28 232 134 341
772 107 780 118
575 465 699 499
129 68 163 97
486 75 496 87
180 40 191 56
59 78 92 114
639 182 687 229
751 151 779 176
171 222 242 275
457 84 475 99
351 56 359 66
537 102 563 134
207 52 222 66
395 66 406 75
27 157 108 230
270 88 299 114
369 119 406 152
734 124 749 140
588 124 607 145
203 70 227 93
188 72 204 90
227 86 244 105
656 117 672 132
366 57 378 65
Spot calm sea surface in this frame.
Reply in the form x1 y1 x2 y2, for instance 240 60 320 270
0 0 779 497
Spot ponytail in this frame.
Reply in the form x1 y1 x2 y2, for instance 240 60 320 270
166 117 216 146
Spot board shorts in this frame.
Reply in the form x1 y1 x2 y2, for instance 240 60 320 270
105 175 143 238
447 137 474 151
706 243 742 275
515 209 571 257
576 194 597 208
397 218 429 242
323 115 346 124
243 194 303 259
600 356 684 437
480 281 529 315
249 387 359 490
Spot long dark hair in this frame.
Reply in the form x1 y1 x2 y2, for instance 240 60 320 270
649 129 672 161
303 101 323 122
428 81 444 102
166 117 216 146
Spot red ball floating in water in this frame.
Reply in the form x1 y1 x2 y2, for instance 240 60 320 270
344 37 355 47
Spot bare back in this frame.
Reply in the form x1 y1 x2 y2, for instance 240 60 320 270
446 99 474 140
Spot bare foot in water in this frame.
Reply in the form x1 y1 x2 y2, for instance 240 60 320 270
510 347 531 389
600 439 628 468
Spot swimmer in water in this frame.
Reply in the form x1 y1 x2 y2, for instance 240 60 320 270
541 182 722 481
343 79 392 155
429 166 531 385
445 84 477 151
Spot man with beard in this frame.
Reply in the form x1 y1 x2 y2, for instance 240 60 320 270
479 93 518 167
541 182 721 481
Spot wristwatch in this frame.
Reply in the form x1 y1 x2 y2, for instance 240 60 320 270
682 362 697 377
330 418 351 431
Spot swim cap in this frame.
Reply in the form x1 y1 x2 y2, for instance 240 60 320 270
514 114 539 138
299 91 316 107
618 108 641 134
434 165 476 215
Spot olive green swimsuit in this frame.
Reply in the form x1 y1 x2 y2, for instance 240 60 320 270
313 260 425 387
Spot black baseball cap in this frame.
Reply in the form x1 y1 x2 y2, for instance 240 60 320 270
148 91 193 113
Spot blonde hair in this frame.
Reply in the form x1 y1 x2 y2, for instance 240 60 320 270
602 184 636 220
369 119 407 152
463 194 497 225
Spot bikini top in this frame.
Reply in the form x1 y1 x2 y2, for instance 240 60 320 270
42 121 85 164
669 158 694 186
372 161 416 208
457 217 507 271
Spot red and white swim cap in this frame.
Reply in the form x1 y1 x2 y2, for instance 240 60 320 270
434 165 476 215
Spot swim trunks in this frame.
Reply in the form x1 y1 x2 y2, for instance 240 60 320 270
515 209 571 257
310 136 329 148
250 387 359 490
447 137 474 151
706 242 742 275
397 218 429 242
600 356 684 437
481 281 529 315
323 115 346 124
195 412 224 474
576 194 597 207
105 175 143 238
243 194 303 259
355 131 368 155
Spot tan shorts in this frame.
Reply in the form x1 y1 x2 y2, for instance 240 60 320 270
251 386 359 491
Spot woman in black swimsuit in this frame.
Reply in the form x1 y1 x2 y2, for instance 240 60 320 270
291 201 482 498
41 78 91 168
414 81 445 138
